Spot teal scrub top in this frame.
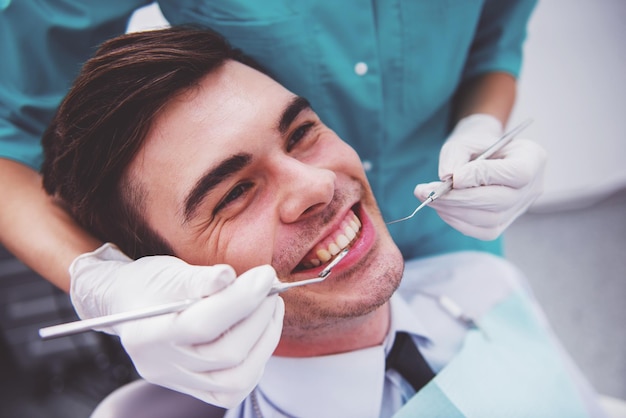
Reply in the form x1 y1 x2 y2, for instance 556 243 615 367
0 0 537 260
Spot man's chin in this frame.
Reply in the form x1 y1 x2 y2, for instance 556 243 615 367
281 257 403 330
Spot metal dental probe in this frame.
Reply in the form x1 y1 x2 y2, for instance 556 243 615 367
386 118 533 225
38 248 350 340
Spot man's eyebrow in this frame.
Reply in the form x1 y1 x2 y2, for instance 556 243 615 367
183 153 252 222
182 97 310 222
279 96 312 134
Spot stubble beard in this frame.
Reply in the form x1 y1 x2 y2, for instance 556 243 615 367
280 246 404 338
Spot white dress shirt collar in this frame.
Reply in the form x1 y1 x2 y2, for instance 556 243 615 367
255 295 433 418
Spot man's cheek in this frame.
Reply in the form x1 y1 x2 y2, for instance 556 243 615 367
226 235 276 275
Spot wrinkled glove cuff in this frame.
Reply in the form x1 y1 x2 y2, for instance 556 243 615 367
69 242 131 326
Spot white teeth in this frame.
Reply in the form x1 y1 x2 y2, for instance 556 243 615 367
302 213 362 269
316 249 332 263
344 225 356 241
336 234 350 248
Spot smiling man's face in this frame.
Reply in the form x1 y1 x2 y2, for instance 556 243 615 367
126 61 404 353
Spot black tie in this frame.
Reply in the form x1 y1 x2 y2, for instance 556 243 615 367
385 332 435 392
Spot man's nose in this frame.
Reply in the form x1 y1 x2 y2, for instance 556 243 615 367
277 159 336 224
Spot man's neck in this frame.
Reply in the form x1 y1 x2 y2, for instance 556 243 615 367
273 302 391 357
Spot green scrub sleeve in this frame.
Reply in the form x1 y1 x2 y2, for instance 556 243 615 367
0 0 150 170
463 0 537 81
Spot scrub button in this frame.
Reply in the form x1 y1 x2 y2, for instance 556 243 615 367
362 160 373 172
354 62 368 76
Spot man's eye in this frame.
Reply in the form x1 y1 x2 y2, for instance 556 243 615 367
215 183 253 213
287 123 314 152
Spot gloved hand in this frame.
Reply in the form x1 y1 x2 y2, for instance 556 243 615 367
70 243 284 408
414 114 547 240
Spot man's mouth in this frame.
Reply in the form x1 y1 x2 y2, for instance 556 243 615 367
295 208 362 271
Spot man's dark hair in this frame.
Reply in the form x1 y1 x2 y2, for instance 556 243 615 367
42 26 255 259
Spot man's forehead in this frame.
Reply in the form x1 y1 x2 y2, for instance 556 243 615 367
142 61 291 150
162 61 294 131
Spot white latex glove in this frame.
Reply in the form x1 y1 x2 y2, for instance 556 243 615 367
414 114 547 240
69 243 284 408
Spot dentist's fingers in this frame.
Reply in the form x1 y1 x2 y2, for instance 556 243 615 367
451 139 546 190
170 265 277 345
